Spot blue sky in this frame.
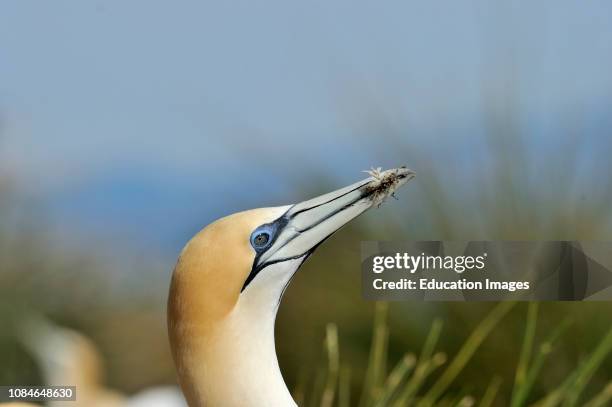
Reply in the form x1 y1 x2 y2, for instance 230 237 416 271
1 1 612 254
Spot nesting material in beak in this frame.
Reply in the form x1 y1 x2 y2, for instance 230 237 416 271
363 166 416 207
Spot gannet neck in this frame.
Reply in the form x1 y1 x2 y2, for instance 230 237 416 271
169 258 300 407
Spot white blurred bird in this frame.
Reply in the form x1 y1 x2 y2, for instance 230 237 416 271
168 167 414 406
19 317 186 407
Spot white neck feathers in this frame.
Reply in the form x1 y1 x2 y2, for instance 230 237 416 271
170 259 300 407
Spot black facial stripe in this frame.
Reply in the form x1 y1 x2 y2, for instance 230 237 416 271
294 192 364 234
241 207 292 292
242 251 308 292
274 225 342 306
276 254 311 308
241 182 375 292
287 180 369 218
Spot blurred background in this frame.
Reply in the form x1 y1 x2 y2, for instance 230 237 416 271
1 1 611 405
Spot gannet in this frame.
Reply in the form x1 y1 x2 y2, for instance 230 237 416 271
167 167 415 407
19 317 125 407
18 317 186 407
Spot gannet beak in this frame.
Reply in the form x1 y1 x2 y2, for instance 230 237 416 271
242 167 415 290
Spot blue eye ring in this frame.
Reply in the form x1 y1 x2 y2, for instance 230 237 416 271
250 225 275 250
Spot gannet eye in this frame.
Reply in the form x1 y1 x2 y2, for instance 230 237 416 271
252 232 269 247
250 226 273 250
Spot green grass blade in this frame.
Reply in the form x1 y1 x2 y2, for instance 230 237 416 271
562 327 612 407
292 369 308 407
308 366 327 407
373 353 416 407
511 303 539 407
583 382 612 407
359 302 390 407
321 323 340 407
479 376 503 407
458 395 476 407
338 366 351 407
393 319 443 406
514 319 572 407
531 369 578 407
418 301 517 407
405 352 447 406
533 324 612 407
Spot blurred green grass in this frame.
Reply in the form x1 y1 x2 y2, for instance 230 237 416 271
1 112 612 405
298 303 612 406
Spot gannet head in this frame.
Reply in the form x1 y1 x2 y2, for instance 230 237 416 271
168 167 415 406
